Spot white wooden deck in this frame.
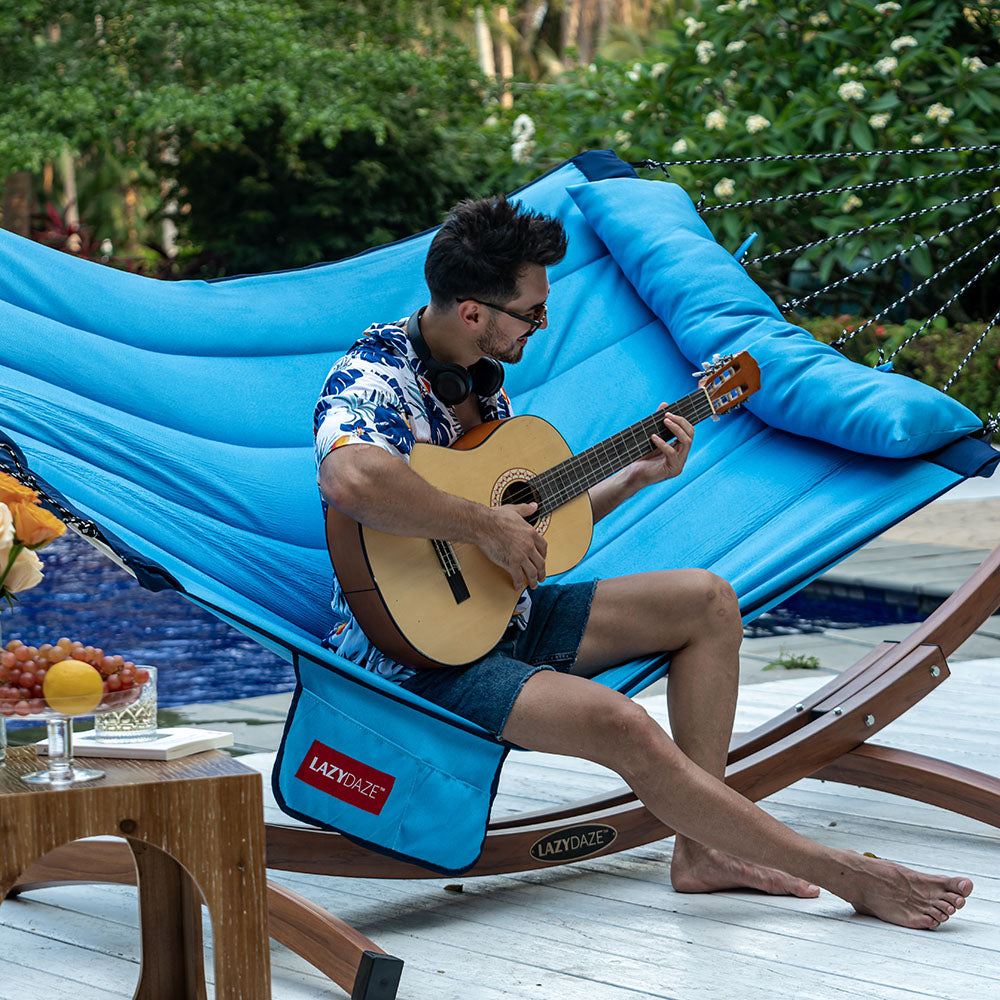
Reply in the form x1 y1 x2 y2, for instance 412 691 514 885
2 660 999 1000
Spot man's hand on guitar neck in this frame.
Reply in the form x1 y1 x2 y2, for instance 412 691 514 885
321 442 547 592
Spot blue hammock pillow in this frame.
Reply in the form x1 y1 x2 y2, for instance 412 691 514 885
568 178 982 459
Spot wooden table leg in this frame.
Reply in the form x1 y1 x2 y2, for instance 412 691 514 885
130 840 207 1000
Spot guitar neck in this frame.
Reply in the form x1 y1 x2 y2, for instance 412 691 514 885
532 386 715 516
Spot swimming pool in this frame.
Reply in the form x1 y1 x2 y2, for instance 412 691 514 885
8 532 919 708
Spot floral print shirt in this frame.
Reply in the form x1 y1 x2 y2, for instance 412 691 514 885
314 320 528 682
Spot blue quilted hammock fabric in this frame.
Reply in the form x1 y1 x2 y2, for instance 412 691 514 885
0 149 994 872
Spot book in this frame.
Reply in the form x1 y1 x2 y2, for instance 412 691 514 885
37 726 234 760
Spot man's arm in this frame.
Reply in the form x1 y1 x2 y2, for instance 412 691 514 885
588 410 695 523
321 443 548 590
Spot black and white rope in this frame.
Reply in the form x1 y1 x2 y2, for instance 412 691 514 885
943 304 1000 394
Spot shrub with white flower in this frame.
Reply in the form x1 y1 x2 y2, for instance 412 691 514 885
512 114 535 141
869 113 890 129
842 194 863 213
963 56 986 72
874 56 898 75
685 16 706 36
671 138 689 155
833 62 857 77
511 114 536 164
911 133 925 145
926 102 954 125
696 40 715 64
651 62 668 78
890 35 918 52
838 80 866 101
716 1 734 10
726 39 747 53
874 1 902 13
714 177 736 198
809 11 831 26
736 0 758 8
746 114 771 133
705 109 728 130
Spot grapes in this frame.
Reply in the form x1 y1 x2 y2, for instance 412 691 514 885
0 636 151 713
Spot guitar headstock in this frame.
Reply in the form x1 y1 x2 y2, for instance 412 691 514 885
696 351 761 415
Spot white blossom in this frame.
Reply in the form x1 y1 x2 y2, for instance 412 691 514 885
890 35 918 52
874 56 898 75
511 137 535 164
833 62 857 77
685 16 706 36
745 114 771 133
963 56 986 72
714 177 736 198
671 138 689 154
842 194 863 213
926 102 955 125
651 62 669 78
717 2 735 10
869 112 890 129
705 109 728 130
911 132 925 145
874 1 902 13
512 114 535 141
696 40 715 64
838 80 866 101
622 110 635 123
737 0 758 8
809 11 831 26
614 130 632 146
726 39 747 53
627 69 641 82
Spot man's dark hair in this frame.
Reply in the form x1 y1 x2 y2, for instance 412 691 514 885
424 195 567 308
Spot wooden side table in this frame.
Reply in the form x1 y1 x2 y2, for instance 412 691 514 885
0 746 270 1000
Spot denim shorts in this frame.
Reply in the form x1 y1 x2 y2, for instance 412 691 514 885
399 580 597 737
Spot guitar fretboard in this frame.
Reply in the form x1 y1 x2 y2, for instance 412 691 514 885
531 386 715 516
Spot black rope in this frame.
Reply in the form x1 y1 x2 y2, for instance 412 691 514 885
632 143 1000 170
943 306 1000 394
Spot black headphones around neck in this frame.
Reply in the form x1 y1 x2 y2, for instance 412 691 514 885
406 308 505 406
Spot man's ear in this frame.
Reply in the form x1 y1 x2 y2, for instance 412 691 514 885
456 299 485 329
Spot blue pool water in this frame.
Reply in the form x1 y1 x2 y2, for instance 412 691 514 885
7 532 919 708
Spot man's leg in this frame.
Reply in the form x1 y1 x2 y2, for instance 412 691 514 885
500 570 973 928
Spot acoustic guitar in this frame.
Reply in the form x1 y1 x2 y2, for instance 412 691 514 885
326 351 760 669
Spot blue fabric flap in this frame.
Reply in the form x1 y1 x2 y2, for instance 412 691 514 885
568 178 983 458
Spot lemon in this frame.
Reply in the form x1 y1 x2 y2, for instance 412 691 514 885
42 658 103 716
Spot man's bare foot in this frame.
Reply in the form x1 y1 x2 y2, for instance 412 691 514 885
831 851 973 929
671 839 820 898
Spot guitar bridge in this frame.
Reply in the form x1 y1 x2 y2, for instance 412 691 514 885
431 539 471 604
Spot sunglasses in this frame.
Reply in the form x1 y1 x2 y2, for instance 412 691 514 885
459 298 548 334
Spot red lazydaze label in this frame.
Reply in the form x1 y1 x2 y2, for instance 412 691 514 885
295 740 396 816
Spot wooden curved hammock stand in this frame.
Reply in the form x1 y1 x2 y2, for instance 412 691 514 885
10 543 1000 999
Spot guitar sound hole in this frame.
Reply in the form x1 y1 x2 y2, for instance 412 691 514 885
501 480 541 524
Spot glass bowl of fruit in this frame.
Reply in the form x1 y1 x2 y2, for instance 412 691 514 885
0 638 150 786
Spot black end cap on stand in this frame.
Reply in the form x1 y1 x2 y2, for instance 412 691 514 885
352 951 404 1000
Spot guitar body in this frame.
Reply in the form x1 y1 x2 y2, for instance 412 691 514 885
326 415 594 669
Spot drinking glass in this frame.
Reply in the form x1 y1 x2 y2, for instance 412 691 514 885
93 665 158 741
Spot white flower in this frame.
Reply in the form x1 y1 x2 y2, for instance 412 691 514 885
833 62 857 77
696 40 715 64
717 2 734 10
890 35 918 52
614 130 632 146
726 39 747 53
911 132 925 145
809 11 831 26
671 138 689 154
0 503 13 572
963 56 986 72
838 80 866 101
842 194 863 213
745 114 771 133
869 112 890 129
737 0 758 8
874 56 898 75
622 110 635 123
484 114 499 127
714 177 736 198
627 69 640 82
874 1 901 12
651 62 669 78
512 114 535 141
4 547 43 594
705 109 728 130
685 16 706 36
511 137 535 165
926 102 955 125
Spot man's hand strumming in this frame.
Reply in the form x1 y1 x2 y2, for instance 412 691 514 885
475 502 547 591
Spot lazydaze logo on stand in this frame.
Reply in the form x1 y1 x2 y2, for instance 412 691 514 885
529 823 618 863
295 740 396 815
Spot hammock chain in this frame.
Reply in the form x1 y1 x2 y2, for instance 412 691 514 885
0 440 106 540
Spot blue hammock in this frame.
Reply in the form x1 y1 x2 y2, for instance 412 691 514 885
1 150 995 873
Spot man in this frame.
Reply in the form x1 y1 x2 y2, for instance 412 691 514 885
315 195 972 929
